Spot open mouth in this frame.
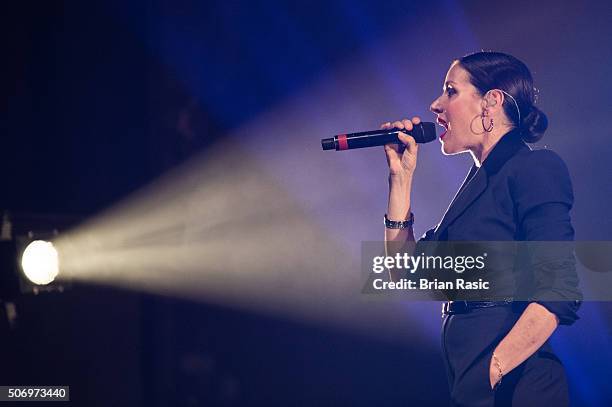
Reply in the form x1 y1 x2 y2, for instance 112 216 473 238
436 117 449 130
437 117 449 140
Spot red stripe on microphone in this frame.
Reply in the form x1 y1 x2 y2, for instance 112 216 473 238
338 134 348 150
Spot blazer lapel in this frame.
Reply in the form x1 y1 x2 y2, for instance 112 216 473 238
432 128 529 240
433 165 487 239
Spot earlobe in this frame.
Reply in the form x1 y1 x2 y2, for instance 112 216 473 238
480 104 494 132
480 98 489 112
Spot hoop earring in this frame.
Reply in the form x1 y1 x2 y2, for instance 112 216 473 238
481 115 494 132
470 115 486 134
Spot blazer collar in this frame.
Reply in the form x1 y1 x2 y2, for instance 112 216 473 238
433 129 529 240
480 128 530 175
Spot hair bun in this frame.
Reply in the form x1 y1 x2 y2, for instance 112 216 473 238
520 106 548 143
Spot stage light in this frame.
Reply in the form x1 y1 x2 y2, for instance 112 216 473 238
20 240 59 285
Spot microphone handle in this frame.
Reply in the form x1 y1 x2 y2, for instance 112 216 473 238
322 130 413 151
341 129 403 150
321 122 437 151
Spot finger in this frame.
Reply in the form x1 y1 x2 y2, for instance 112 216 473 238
401 119 414 132
391 120 404 130
380 121 392 130
397 132 410 145
411 116 421 125
398 133 418 150
384 143 402 155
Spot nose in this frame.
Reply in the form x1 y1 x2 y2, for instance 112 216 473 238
430 97 443 114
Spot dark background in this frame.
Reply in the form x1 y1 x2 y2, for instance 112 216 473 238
1 1 611 406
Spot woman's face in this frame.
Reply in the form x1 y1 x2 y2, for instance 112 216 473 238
430 61 484 155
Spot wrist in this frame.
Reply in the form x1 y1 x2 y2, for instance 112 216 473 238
490 352 504 389
389 172 413 185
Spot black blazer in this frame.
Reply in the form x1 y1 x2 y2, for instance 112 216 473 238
420 128 581 324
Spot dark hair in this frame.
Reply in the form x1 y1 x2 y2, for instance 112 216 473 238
458 51 548 143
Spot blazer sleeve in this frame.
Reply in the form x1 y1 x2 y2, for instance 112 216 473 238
511 149 582 325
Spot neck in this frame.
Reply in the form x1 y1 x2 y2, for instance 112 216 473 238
470 124 514 167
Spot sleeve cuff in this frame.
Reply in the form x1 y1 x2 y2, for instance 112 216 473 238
534 300 581 325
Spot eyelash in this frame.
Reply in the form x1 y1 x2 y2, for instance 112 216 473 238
446 87 457 97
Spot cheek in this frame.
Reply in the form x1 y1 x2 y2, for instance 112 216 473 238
449 108 478 138
449 96 479 122
454 105 472 124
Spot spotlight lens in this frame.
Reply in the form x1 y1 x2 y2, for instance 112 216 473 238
21 240 59 285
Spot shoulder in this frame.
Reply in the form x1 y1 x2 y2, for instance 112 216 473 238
511 147 570 177
508 148 572 188
507 148 574 212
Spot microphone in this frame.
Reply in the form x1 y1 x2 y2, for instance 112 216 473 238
321 122 437 151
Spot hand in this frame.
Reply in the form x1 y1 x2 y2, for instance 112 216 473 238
382 117 420 178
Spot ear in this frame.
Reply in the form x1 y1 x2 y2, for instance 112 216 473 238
482 89 505 114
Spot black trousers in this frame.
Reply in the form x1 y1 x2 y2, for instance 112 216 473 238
441 306 569 407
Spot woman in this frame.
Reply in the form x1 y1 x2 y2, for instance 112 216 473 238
382 52 581 406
